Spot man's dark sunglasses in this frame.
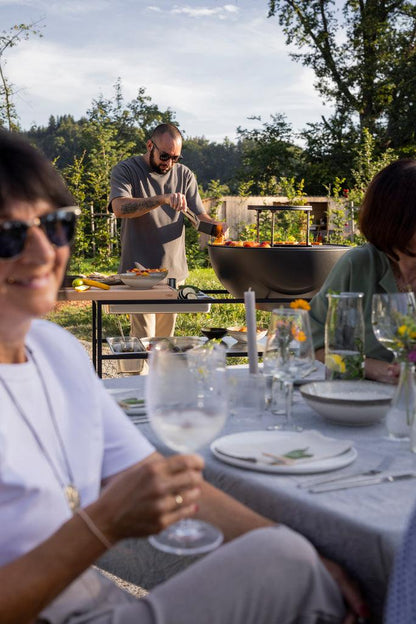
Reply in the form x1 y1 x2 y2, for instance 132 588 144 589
152 140 183 163
0 206 81 260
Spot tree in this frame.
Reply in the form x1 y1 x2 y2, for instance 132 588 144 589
182 136 242 192
26 114 85 167
235 113 304 194
267 1 416 146
0 21 44 131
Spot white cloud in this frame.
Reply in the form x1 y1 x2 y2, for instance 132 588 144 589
1 0 330 140
170 4 239 19
0 0 111 14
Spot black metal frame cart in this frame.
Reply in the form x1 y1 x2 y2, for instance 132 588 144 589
59 286 289 378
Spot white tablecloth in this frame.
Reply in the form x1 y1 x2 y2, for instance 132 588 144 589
102 369 416 622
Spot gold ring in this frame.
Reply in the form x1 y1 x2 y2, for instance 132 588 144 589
175 494 184 506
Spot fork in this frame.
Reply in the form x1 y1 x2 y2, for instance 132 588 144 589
297 455 393 489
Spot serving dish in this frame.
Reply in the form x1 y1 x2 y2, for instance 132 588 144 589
106 336 146 354
141 336 206 353
300 380 395 426
227 326 267 343
119 270 168 289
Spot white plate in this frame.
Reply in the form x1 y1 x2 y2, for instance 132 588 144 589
107 389 146 415
211 430 356 474
118 271 168 289
294 360 326 385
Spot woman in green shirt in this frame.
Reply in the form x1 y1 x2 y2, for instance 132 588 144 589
310 159 416 383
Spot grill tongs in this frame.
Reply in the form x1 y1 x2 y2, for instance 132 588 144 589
182 206 219 237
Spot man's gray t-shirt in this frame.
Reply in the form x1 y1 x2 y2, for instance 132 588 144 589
109 155 205 280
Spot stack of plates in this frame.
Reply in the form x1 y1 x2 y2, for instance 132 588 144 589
107 389 148 423
211 430 356 474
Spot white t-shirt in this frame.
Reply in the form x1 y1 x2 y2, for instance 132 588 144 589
0 319 154 566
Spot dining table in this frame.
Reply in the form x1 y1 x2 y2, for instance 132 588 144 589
99 367 416 623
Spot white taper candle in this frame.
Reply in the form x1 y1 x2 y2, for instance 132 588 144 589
244 288 259 374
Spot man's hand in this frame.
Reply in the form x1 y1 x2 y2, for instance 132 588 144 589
165 192 187 211
92 454 204 543
198 213 229 238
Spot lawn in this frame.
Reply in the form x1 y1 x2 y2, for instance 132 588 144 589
47 267 271 342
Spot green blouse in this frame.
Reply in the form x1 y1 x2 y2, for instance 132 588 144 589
309 243 397 362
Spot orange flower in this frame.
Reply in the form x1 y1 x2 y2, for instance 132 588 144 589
289 299 311 311
291 326 307 342
295 330 307 342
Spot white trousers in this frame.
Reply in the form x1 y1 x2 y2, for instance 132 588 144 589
37 526 346 624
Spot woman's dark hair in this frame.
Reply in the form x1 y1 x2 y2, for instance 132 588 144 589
359 159 416 259
0 129 73 212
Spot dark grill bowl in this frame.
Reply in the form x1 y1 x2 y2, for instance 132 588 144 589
208 244 349 304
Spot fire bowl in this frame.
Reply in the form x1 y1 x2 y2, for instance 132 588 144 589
208 244 349 304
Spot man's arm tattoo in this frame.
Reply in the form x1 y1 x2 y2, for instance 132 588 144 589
119 197 164 216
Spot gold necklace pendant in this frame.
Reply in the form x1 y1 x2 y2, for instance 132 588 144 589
65 484 81 512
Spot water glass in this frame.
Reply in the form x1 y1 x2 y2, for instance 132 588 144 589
227 370 265 422
371 293 416 360
325 292 365 380
263 308 314 430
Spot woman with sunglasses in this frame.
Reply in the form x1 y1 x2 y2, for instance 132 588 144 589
109 123 227 374
0 131 365 623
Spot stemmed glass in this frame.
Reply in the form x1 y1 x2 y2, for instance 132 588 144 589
262 308 315 430
146 340 228 555
371 293 416 359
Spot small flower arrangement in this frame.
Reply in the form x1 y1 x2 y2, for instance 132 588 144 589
393 316 416 362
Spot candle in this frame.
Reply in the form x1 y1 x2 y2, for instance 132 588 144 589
244 288 258 374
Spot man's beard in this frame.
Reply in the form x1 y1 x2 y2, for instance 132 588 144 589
149 147 172 175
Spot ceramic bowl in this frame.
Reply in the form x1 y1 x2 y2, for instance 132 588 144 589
227 326 267 343
119 270 168 289
200 327 228 340
300 380 395 426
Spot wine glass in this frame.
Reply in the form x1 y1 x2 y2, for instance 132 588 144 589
371 293 416 359
146 340 228 555
262 308 315 430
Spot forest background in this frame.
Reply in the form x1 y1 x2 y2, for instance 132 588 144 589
2 0 416 272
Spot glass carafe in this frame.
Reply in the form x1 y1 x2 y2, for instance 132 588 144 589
325 292 365 380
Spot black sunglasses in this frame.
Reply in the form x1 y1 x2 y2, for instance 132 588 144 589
151 140 183 163
0 206 81 260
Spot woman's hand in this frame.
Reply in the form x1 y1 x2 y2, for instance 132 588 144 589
365 358 400 384
320 557 370 623
90 453 204 543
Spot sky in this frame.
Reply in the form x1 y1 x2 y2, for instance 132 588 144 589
0 0 333 143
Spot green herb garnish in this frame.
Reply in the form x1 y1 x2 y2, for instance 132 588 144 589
283 447 313 460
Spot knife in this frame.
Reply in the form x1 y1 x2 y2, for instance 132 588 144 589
213 447 260 463
309 472 416 493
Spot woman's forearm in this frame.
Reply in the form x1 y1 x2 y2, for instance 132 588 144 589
0 512 107 624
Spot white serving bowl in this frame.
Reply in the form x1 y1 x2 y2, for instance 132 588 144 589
119 270 168 289
227 326 267 343
300 380 395 426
